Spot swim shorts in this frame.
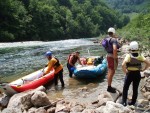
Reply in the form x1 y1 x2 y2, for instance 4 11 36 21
107 56 118 70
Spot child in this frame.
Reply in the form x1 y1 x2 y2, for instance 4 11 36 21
121 41 150 106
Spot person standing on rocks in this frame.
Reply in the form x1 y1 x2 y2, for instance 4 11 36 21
104 27 120 93
121 41 150 106
44 51 65 88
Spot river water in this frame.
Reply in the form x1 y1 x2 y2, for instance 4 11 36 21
0 38 143 102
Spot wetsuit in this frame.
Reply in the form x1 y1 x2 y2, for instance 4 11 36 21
45 57 64 87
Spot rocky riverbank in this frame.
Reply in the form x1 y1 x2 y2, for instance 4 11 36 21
0 86 134 113
0 44 149 113
0 74 150 113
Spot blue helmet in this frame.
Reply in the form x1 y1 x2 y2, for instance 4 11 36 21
45 51 52 57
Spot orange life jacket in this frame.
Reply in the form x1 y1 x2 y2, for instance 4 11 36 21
67 54 78 65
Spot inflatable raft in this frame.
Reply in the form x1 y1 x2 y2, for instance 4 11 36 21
0 67 55 96
74 59 107 78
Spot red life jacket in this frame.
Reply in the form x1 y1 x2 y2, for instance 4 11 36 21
67 54 78 65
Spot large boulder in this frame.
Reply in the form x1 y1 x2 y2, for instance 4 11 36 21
97 92 113 106
7 91 33 111
31 91 51 107
5 86 46 111
96 101 133 113
28 107 47 113
1 107 24 113
0 94 10 107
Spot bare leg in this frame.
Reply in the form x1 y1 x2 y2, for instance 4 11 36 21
107 69 115 86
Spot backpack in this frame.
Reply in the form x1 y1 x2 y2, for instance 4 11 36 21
101 36 113 53
93 56 104 66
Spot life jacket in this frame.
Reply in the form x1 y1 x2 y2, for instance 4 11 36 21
53 57 60 69
87 58 95 65
126 54 143 70
67 54 78 65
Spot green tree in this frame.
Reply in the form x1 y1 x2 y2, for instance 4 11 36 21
0 0 30 42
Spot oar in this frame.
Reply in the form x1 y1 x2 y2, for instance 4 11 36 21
87 48 91 57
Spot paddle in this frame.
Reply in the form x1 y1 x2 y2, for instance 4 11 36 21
87 48 91 57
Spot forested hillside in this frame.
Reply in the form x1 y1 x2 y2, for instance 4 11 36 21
104 0 150 13
0 0 129 42
101 0 150 48
118 13 150 48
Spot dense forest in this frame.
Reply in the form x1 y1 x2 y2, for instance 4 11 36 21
104 0 150 13
0 0 129 42
101 0 150 48
118 13 150 48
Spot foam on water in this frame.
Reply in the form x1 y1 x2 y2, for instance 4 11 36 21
0 39 94 51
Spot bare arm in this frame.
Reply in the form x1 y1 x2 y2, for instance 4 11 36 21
122 59 128 74
142 59 150 71
78 57 82 65
113 44 118 59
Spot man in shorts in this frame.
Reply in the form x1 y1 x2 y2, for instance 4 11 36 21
106 27 119 93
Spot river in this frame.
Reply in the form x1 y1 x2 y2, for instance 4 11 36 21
0 38 143 102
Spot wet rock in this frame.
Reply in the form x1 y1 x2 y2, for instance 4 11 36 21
82 109 99 113
79 87 88 92
34 86 46 92
55 100 69 113
5 87 47 112
148 95 150 100
145 87 150 92
1 107 24 113
98 92 113 100
98 92 113 102
35 107 47 113
31 91 51 107
0 94 10 107
94 92 113 107
28 107 37 113
67 101 80 108
96 101 133 113
70 104 84 112
144 70 150 77
137 99 149 108
143 92 150 98
98 98 112 106
27 107 47 113
7 91 33 111
85 103 97 109
47 107 55 113
141 86 146 93
82 94 87 98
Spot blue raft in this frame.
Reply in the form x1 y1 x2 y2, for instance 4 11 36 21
73 59 107 78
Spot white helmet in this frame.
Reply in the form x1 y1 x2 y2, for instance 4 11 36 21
129 41 139 50
108 27 115 34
